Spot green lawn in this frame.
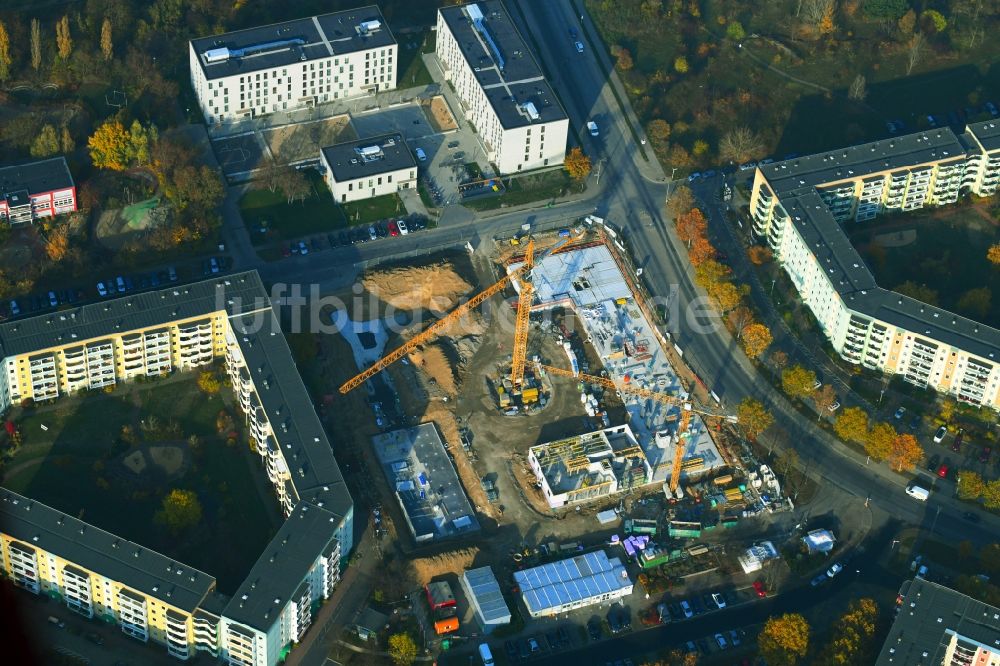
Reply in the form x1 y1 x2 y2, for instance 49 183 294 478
397 37 434 88
463 169 583 211
852 207 1000 328
2 372 279 593
240 171 347 244
340 193 407 225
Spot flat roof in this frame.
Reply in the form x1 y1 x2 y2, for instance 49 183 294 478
0 489 215 614
371 424 480 542
0 272 270 358
877 578 1000 664
513 550 632 615
0 157 74 198
517 244 632 306
968 119 1000 152
321 133 416 183
221 501 340 629
191 6 395 81
463 566 511 624
440 2 567 128
760 129 967 196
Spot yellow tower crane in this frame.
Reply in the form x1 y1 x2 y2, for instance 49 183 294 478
338 233 579 394
535 362 736 494
509 239 535 389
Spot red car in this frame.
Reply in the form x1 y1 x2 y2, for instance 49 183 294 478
388 220 399 237
752 581 767 598
937 464 949 478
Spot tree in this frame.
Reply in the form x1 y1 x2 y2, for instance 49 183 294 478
813 384 837 418
647 119 671 144
748 245 773 265
848 74 867 101
782 365 817 400
888 433 923 472
0 21 11 83
44 224 70 262
988 243 1000 265
737 397 774 439
129 120 153 166
957 287 991 320
55 16 72 60
100 17 113 61
666 184 695 218
172 165 225 210
822 598 879 665
742 323 772 359
906 33 924 75
279 168 310 205
897 9 917 35
982 481 1000 510
771 350 789 369
864 0 909 20
60 125 74 154
30 125 60 158
564 147 592 181
673 55 689 73
866 422 896 461
938 397 957 423
708 280 743 312
922 9 947 33
154 489 203 534
692 139 710 157
726 20 746 40
688 235 715 266
894 281 938 306
30 19 41 71
675 208 708 246
388 633 417 666
719 126 765 164
197 371 221 394
835 407 869 444
88 119 132 170
759 613 810 666
695 259 730 289
958 470 986 500
610 44 633 71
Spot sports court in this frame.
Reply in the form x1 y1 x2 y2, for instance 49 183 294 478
212 132 267 179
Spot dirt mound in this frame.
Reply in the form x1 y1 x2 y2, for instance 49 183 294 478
409 343 457 396
363 261 472 312
409 547 479 586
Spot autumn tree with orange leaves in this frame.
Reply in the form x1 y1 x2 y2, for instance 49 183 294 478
887 433 924 472
675 208 708 247
741 322 772 359
564 147 591 181
989 243 1000 266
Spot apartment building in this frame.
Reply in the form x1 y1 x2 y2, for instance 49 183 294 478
319 133 417 203
748 122 1000 409
436 1 569 174
0 157 77 225
189 6 396 125
0 272 354 666
877 578 1000 665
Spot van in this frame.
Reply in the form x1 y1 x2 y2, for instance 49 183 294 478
906 484 929 501
478 643 495 665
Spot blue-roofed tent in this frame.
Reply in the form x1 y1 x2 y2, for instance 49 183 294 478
513 550 633 617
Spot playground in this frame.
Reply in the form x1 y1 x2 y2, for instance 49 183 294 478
95 195 171 250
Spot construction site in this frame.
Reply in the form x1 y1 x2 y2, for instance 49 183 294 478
315 217 798 659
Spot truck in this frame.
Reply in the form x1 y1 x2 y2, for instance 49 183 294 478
905 484 929 501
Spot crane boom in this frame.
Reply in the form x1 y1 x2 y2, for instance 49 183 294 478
536 362 736 492
509 240 535 387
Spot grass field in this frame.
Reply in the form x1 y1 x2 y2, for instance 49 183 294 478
852 207 1000 328
463 169 582 211
3 373 279 593
341 193 407 225
240 171 348 244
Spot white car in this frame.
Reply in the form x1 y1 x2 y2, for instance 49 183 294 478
587 121 599 137
397 220 409 235
711 592 726 609
575 41 584 53
96 282 108 297
827 562 843 578
828 401 841 412
934 426 948 443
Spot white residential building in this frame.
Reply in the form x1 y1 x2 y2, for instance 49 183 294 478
189 7 397 125
319 133 417 203
749 121 1000 409
435 1 569 174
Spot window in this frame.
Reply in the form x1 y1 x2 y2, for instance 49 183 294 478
387 174 392 183
377 177 382 185
348 183 353 191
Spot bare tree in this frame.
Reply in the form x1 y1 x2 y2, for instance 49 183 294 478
279 168 310 204
719 126 765 165
848 74 867 101
801 0 835 27
906 33 924 76
30 18 41 71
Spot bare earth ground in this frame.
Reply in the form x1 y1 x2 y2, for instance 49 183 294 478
361 260 472 312
261 115 356 164
422 95 458 133
408 547 479 587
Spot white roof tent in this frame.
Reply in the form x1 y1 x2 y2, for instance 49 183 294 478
461 567 511 632
513 550 632 617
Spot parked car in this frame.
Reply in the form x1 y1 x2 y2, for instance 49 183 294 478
952 428 964 452
527 637 541 653
10 300 20 316
690 597 705 615
811 573 829 587
368 226 378 242
729 629 742 647
282 244 292 257
680 600 694 618
986 101 999 117
702 593 717 611
587 618 602 641
297 242 308 256
568 27 578 39
827 562 844 578
715 633 729 650
116 276 126 293
963 511 982 523
752 581 767 597
47 291 58 307
934 426 948 444
167 266 178 282
894 406 906 420
575 41 584 53
829 401 841 412
97 282 108 297
587 121 599 137
910 414 922 430
415 147 427 161
981 446 992 463
388 221 399 237
210 256 222 272
712 592 727 609
687 172 702 182
397 220 409 235
926 454 941 472
937 463 949 479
